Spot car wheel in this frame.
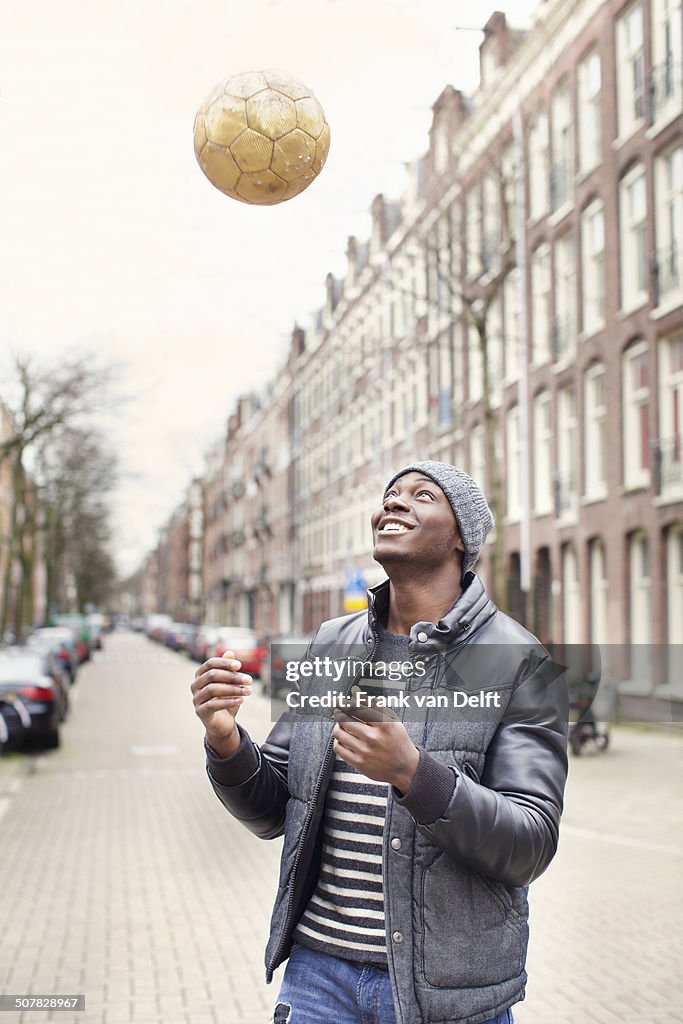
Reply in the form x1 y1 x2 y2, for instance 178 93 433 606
44 729 61 750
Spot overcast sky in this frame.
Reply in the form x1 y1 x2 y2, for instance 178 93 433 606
0 0 538 577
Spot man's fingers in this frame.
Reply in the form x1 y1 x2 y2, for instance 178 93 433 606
191 666 252 693
196 679 251 701
191 679 250 698
332 717 376 751
334 703 400 725
333 710 368 733
199 693 245 709
195 655 242 678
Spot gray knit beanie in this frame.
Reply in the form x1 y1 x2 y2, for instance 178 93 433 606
384 461 494 577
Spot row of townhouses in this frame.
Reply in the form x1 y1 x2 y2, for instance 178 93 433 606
136 0 683 692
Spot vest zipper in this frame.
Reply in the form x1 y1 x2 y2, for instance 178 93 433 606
266 626 379 981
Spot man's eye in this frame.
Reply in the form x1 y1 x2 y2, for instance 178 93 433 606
417 490 435 499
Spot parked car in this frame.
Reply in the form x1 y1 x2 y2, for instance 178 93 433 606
211 627 266 677
0 648 69 748
50 613 91 663
86 612 108 650
28 627 80 683
189 625 219 663
0 695 31 753
261 634 313 698
145 613 173 643
164 622 197 652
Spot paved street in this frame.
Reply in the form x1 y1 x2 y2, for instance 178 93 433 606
0 631 681 1024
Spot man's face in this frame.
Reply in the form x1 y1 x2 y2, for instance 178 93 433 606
370 472 465 572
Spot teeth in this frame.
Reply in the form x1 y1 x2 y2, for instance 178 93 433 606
381 523 408 533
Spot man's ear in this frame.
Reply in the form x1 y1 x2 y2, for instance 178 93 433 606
453 527 465 555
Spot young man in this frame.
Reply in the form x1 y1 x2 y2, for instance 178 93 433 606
191 461 569 1024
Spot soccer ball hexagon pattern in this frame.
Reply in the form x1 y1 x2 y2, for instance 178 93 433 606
194 69 330 205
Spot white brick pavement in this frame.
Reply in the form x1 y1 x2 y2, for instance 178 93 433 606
0 633 681 1024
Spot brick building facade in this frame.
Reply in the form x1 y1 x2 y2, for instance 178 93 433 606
141 0 682 690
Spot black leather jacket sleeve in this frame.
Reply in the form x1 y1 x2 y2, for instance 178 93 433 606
206 714 294 841
393 654 569 888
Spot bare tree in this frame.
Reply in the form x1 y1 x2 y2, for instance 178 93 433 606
391 154 517 611
455 159 516 613
0 353 117 635
38 425 118 615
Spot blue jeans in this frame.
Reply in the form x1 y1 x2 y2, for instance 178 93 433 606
271 942 515 1024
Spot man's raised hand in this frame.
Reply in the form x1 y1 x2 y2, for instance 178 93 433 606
191 652 253 758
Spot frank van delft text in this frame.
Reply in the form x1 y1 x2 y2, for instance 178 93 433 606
285 690 502 710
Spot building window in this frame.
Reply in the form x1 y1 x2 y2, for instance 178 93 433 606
623 342 651 489
531 245 552 365
438 331 453 428
434 121 450 175
453 323 465 411
506 406 522 521
550 84 573 210
616 3 646 137
503 268 521 384
650 0 683 125
556 387 578 518
667 523 683 643
466 187 482 280
589 537 609 645
435 218 452 314
553 233 576 362
501 143 516 223
656 332 683 495
562 543 581 643
578 49 602 174
428 341 440 425
654 145 682 303
629 531 652 644
469 424 487 491
533 391 554 515
584 363 608 500
619 165 648 310
487 293 503 409
468 323 483 403
581 200 606 334
482 173 499 274
528 112 550 221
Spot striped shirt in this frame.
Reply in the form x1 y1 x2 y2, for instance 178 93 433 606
293 625 411 968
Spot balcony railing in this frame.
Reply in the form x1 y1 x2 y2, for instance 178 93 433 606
551 313 575 363
647 57 682 124
553 471 577 518
652 244 680 304
652 434 683 494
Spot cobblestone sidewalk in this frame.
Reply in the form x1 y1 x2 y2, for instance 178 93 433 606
0 634 681 1024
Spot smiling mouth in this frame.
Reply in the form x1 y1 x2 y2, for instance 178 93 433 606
379 522 413 535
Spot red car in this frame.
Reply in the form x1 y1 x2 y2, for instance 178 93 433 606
212 628 266 677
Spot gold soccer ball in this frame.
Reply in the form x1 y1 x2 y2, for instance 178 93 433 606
193 69 331 205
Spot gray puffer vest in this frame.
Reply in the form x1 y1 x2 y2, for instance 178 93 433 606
207 573 569 1024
